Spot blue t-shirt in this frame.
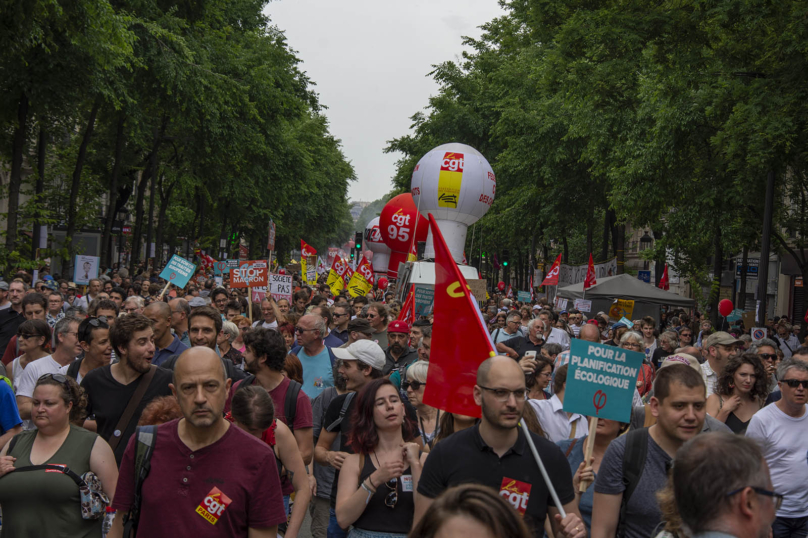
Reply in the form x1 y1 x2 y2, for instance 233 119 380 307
0 381 22 434
556 436 593 531
298 346 334 399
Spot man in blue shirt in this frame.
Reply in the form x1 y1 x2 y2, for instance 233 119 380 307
144 302 188 367
296 314 334 398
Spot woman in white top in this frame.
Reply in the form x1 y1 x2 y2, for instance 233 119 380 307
8 320 51 391
404 362 440 452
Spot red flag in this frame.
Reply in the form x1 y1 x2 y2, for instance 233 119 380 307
584 253 597 290
301 240 317 257
658 264 670 291
507 284 513 298
540 253 562 286
423 214 495 418
397 285 416 325
530 275 534 301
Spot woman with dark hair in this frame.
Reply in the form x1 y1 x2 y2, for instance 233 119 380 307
9 319 51 391
229 385 311 538
705 353 769 434
0 374 118 536
336 378 424 537
526 356 554 401
556 419 628 532
435 413 477 444
409 483 532 538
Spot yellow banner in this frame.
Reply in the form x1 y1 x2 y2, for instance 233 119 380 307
347 272 372 298
609 299 635 320
327 269 345 295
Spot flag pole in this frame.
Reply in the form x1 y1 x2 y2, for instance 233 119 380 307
520 419 567 519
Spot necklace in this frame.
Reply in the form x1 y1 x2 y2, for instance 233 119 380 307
372 452 398 508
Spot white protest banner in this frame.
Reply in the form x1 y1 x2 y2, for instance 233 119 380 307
554 296 568 310
268 273 293 302
557 258 617 289
573 299 592 313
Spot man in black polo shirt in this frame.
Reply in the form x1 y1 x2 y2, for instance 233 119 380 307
415 356 585 538
496 317 545 370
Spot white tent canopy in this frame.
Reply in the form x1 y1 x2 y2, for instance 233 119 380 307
556 274 695 308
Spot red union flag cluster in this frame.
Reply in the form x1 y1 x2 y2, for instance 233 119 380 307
326 256 350 295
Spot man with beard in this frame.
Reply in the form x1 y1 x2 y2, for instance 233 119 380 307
414 356 585 538
81 313 173 464
159 306 246 382
109 347 286 538
382 320 418 376
223 327 313 466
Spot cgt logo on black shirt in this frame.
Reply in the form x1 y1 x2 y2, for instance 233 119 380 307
499 477 531 515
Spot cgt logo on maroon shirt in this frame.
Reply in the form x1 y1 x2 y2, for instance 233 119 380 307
499 477 531 515
196 487 232 525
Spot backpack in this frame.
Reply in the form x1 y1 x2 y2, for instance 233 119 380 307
326 392 356 433
66 358 83 381
235 375 302 433
617 428 649 538
290 344 337 367
122 425 158 537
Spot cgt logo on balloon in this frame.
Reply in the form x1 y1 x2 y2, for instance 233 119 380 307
438 152 464 208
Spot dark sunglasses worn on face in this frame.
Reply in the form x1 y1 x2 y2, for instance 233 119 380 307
782 379 808 389
402 380 424 391
759 353 777 362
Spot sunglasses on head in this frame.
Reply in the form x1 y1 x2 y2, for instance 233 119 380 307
402 380 424 391
38 373 70 389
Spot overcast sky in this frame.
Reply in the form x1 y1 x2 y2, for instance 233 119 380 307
264 0 506 203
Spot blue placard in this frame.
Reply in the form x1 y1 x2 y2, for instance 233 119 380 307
159 255 197 289
563 339 645 423
637 270 651 283
214 259 238 276
413 285 435 317
517 291 531 302
727 308 744 323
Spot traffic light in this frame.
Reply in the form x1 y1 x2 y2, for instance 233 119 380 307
355 231 363 251
502 249 510 267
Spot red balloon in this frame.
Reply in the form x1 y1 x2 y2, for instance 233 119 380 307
498 281 506 291
380 193 429 277
378 277 389 290
718 299 734 317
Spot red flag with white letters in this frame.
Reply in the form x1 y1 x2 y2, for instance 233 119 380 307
584 253 597 290
540 253 562 286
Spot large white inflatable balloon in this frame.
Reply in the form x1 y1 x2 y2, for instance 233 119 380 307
364 217 391 276
410 143 495 263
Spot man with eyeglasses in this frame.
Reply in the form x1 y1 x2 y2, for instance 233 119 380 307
46 291 65 328
672 432 778 538
295 314 336 399
168 297 191 347
492 311 526 344
60 316 113 383
211 288 229 316
415 356 585 538
746 358 808 538
16 315 82 429
567 308 584 338
253 297 280 330
330 305 351 344
122 296 144 316
702 332 742 396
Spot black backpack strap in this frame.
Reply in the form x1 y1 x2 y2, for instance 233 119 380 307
326 392 356 432
617 428 648 538
6 433 20 455
12 463 84 486
235 374 256 393
66 359 82 380
283 380 302 433
123 425 158 536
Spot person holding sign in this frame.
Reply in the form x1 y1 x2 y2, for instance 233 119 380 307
591 365 707 538
416 356 586 538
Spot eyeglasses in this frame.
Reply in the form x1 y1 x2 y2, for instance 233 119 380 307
759 353 777 362
622 343 643 350
726 487 784 510
478 385 527 402
402 380 424 391
384 478 398 508
295 327 318 334
782 379 808 389
17 333 37 340
367 314 378 319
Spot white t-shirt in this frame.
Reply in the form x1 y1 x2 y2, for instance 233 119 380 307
15 355 58 430
546 327 571 351
58 360 83 384
252 320 278 330
746 403 808 517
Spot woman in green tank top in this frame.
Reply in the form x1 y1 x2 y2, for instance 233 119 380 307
0 373 118 537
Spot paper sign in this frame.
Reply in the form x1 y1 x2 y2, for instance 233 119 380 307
554 296 569 310
609 299 635 320
751 327 767 342
302 255 317 286
517 291 531 302
563 339 644 423
230 260 268 288
159 255 197 289
74 255 99 285
414 285 435 317
213 259 238 276
268 273 293 302
574 299 592 313
619 316 634 329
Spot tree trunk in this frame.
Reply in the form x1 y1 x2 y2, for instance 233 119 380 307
738 245 748 310
63 99 101 279
32 124 46 255
562 236 569 264
653 229 664 286
6 94 29 255
601 210 611 261
586 207 594 256
155 176 175 268
709 226 723 326
145 164 156 265
101 114 125 268
129 168 150 275
218 206 229 260
616 224 625 274
197 194 205 243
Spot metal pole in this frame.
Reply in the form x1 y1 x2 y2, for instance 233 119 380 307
757 170 775 325
519 419 566 518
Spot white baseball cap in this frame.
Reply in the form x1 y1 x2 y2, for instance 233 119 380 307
332 340 385 371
